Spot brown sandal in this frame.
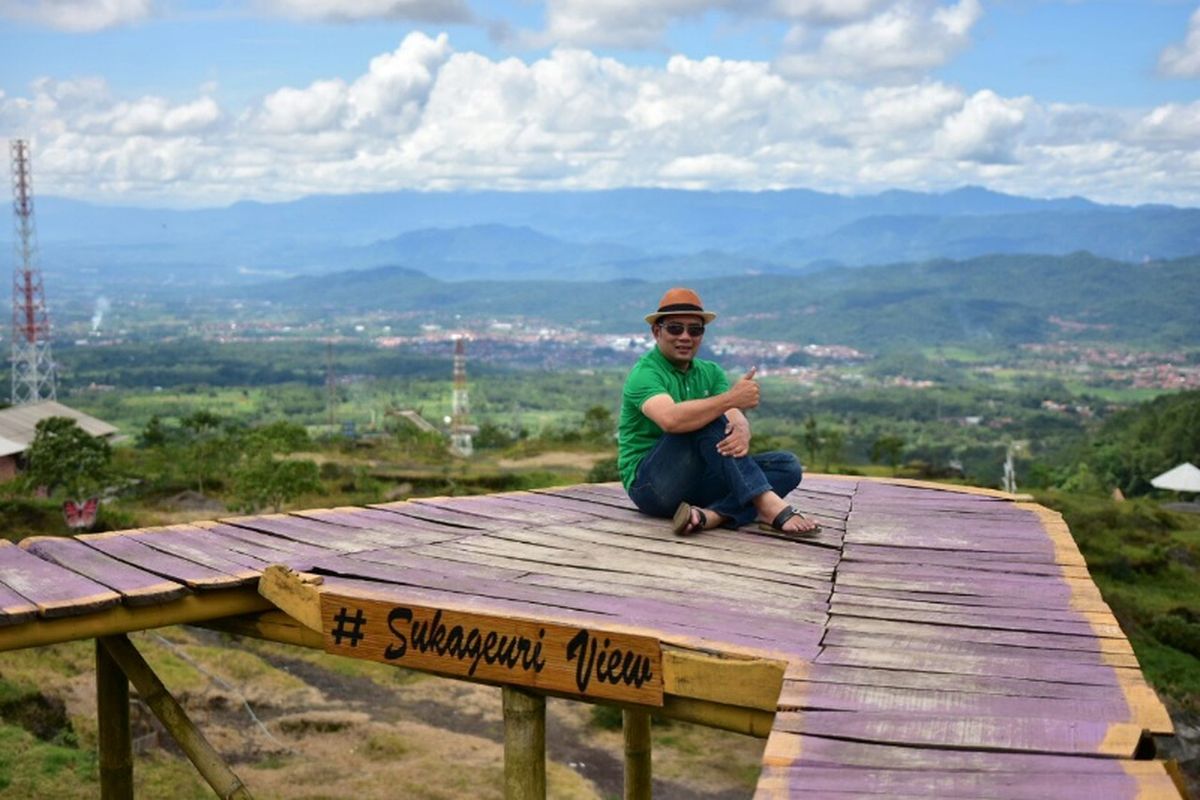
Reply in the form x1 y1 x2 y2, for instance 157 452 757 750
672 502 707 536
759 506 821 535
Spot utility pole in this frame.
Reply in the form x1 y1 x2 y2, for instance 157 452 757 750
449 336 476 457
9 139 56 405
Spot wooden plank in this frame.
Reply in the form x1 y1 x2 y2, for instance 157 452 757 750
754 764 1175 800
319 591 665 706
309 554 823 654
79 532 250 589
290 508 471 546
779 680 1137 722
815 644 1133 686
829 601 1122 638
20 537 188 606
771 710 1144 757
0 539 120 618
790 663 1138 701
830 590 1114 623
220 513 393 552
820 629 1140 669
0 542 38 625
131 526 268 575
824 615 1135 656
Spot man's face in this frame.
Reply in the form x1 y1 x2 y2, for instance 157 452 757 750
653 314 706 367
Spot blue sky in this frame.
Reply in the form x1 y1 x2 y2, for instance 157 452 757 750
1 0 1198 207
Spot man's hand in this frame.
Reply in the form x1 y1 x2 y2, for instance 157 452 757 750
727 366 760 410
716 415 751 458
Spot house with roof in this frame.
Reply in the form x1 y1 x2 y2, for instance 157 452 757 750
0 400 118 481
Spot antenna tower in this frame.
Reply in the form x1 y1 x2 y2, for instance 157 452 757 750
9 139 56 405
449 337 475 457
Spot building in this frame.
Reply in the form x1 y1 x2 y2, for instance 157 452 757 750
0 400 118 481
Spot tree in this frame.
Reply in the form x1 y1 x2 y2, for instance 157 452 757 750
23 417 112 499
180 410 234 494
232 455 322 513
582 405 614 442
821 428 845 472
803 416 821 466
870 435 906 475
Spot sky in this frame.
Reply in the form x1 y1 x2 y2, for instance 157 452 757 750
1 0 1198 208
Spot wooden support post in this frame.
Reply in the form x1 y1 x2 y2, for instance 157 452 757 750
96 639 133 800
502 686 545 800
99 635 254 800
623 708 652 800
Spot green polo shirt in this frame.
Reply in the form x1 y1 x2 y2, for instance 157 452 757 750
617 346 730 489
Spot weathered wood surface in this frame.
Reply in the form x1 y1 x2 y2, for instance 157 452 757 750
0 477 1181 798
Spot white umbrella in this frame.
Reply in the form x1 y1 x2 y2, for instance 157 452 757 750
1150 463 1200 492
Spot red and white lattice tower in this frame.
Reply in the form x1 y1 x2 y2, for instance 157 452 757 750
449 336 475 457
9 139 56 405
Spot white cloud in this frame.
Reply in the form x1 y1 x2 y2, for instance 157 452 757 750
1159 6 1200 78
776 0 982 82
936 90 1031 163
4 33 1200 207
261 0 471 23
0 0 152 32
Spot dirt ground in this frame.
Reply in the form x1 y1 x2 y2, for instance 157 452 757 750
52 628 764 800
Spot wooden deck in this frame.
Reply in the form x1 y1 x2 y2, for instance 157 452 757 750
0 477 1184 799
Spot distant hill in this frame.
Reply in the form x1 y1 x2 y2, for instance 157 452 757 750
241 253 1200 350
12 187 1198 288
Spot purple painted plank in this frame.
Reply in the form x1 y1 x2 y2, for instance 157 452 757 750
772 710 1138 756
369 501 496 529
309 555 822 656
221 514 390 552
831 591 1102 623
80 532 246 589
815 644 1126 687
826 615 1128 655
129 527 267 576
831 584 1110 614
766 732 1142 772
0 540 120 617
21 537 188 606
0 543 38 624
290 508 468 547
821 629 1132 668
829 601 1113 638
781 680 1134 721
755 765 1156 800
799 663 1133 701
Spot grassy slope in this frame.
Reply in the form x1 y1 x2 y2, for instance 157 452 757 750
1036 492 1200 707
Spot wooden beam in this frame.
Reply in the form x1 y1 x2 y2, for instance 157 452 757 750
0 589 271 653
256 565 324 633
502 686 546 800
622 708 652 800
96 639 133 800
99 635 254 800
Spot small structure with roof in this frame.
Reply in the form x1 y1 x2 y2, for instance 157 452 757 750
1150 462 1200 494
0 400 118 481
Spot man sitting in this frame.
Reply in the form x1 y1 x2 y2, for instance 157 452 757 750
617 287 820 536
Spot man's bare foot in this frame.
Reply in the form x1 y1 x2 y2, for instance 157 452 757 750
672 502 725 536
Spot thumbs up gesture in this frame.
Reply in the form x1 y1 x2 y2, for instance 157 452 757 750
729 366 760 410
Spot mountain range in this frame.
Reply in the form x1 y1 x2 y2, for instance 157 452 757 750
14 186 1200 288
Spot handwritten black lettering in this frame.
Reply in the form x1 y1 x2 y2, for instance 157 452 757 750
384 607 412 659
566 629 653 694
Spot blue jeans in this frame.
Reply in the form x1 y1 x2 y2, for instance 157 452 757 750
626 417 803 528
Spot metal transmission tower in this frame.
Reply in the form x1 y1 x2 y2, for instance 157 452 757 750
449 336 477 457
9 139 56 404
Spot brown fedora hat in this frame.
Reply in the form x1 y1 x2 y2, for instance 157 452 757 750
644 287 718 325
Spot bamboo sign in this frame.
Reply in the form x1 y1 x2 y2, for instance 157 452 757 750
320 593 664 706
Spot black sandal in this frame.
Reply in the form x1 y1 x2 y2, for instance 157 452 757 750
759 506 821 535
672 502 707 536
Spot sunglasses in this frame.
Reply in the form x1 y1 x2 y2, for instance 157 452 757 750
660 322 706 337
